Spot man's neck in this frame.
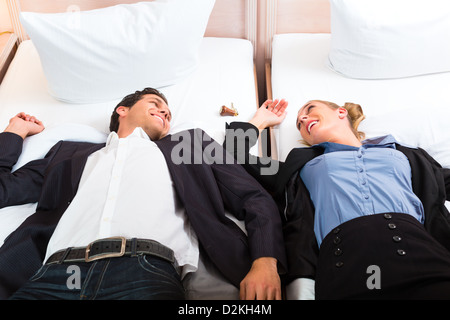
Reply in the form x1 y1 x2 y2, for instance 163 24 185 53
116 125 136 139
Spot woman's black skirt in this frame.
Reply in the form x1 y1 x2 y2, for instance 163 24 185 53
316 212 450 299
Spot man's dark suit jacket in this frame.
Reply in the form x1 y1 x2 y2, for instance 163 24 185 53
225 122 450 284
0 129 287 299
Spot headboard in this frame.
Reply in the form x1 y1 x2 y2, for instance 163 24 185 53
264 0 330 99
6 0 258 55
265 0 330 61
272 0 330 34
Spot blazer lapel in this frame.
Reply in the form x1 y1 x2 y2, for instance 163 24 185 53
69 142 105 191
275 146 324 196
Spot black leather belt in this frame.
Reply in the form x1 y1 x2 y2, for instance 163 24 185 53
45 237 175 265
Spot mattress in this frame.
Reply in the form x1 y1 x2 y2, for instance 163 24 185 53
271 33 450 167
0 37 258 299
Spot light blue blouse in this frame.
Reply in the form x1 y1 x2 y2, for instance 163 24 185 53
300 135 424 247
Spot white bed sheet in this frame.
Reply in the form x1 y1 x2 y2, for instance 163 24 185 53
271 33 450 300
0 37 258 299
271 33 450 166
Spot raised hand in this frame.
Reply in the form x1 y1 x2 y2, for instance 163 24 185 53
4 112 45 139
249 99 288 131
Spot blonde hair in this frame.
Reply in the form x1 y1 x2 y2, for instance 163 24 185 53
299 100 366 145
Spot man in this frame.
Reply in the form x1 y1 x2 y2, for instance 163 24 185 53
0 87 286 300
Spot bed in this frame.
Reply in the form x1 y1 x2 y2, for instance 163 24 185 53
266 0 450 299
0 0 260 300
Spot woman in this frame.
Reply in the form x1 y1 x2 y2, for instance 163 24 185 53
224 99 450 299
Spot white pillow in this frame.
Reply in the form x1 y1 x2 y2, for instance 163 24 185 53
327 0 450 79
12 123 107 171
20 0 215 104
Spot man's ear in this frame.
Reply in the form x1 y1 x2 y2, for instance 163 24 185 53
116 106 129 118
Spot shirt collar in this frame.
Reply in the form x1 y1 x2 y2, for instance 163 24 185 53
106 127 150 146
318 135 397 153
361 134 397 146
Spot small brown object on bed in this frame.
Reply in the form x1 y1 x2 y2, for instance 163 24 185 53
220 103 238 116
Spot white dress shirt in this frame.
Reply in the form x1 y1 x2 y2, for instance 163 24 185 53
44 127 199 277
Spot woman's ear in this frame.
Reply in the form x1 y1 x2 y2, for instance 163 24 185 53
338 107 348 119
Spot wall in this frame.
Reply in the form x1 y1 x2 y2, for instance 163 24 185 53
0 0 12 32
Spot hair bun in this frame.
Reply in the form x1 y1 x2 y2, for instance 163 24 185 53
343 102 365 140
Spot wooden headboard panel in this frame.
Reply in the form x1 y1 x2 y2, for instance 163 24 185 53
264 0 330 60
273 0 330 34
6 0 258 54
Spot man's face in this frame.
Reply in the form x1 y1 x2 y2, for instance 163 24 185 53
119 94 172 140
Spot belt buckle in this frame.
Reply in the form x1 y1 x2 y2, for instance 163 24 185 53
85 237 126 262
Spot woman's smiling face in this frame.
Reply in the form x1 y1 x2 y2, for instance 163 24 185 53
296 101 350 146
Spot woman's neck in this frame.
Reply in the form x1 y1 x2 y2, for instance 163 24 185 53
327 130 362 147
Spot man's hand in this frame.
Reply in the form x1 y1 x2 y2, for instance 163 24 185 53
239 257 281 300
4 112 45 139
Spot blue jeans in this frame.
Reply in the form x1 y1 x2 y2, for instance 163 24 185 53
9 255 185 300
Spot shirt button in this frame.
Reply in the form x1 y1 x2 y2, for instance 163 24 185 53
364 195 369 200
334 248 343 256
393 236 402 242
335 261 344 268
384 213 392 220
397 249 407 256
333 237 341 245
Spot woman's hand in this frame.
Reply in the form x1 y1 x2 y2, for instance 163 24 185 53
4 112 45 139
249 99 288 131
